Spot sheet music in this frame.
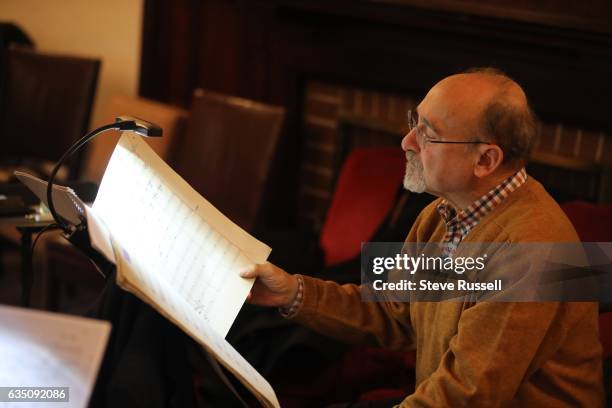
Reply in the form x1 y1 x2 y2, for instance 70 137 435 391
84 205 115 264
92 132 271 338
0 305 111 408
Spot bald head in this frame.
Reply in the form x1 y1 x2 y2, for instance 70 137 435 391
447 70 527 111
430 68 537 168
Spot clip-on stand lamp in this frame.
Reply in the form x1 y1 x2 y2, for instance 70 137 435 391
28 116 163 306
46 116 162 233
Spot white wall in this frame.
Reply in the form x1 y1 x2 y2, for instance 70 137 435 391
0 0 144 127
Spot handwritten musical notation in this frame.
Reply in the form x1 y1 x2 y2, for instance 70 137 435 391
94 136 269 337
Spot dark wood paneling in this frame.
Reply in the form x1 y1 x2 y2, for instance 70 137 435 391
372 0 612 34
140 0 612 226
140 0 199 106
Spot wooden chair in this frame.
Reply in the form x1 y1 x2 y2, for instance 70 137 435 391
0 47 100 180
0 48 100 278
80 94 188 184
173 89 285 231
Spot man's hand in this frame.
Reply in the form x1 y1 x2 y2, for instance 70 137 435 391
240 262 299 308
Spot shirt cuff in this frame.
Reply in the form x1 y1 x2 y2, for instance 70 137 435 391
279 274 304 318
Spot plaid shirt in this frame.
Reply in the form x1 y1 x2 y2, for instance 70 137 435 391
437 168 527 256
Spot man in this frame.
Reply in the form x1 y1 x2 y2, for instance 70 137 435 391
240 68 604 406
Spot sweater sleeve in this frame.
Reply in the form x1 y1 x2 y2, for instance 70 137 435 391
287 275 416 351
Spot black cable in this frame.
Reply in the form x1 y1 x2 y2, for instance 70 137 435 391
45 117 162 232
30 223 60 257
46 123 119 231
29 223 61 300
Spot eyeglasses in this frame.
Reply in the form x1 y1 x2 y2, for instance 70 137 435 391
407 110 491 150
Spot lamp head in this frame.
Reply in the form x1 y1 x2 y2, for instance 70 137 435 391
115 116 163 137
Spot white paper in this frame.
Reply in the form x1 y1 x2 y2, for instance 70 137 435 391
0 305 111 408
84 206 115 264
93 133 271 337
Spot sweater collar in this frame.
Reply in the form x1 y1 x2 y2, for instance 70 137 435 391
436 168 527 252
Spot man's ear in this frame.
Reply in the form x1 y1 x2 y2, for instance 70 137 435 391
473 144 504 178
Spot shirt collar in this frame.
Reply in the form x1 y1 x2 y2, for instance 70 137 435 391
437 167 527 237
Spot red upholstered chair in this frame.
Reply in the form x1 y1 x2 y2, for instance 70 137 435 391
560 201 612 243
319 147 406 267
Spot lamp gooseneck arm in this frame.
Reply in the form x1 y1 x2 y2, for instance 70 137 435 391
46 123 119 231
46 116 162 232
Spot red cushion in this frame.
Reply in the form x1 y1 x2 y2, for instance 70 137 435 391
320 147 406 266
561 201 612 242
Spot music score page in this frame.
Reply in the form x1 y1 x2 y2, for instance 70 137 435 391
92 132 271 338
88 133 278 407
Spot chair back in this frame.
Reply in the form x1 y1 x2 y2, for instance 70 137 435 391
0 48 100 177
81 94 188 184
173 89 285 231
320 147 406 267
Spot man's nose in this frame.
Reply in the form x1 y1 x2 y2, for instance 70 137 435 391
401 128 420 152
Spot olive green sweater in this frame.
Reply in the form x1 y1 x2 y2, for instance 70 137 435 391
289 177 604 407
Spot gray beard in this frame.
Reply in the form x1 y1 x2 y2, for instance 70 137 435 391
403 151 427 193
